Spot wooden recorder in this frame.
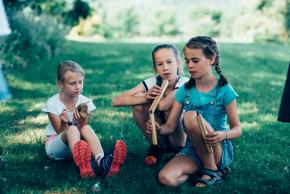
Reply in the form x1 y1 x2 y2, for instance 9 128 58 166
148 80 169 145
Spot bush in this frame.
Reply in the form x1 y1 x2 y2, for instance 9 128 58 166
185 5 222 37
0 9 68 69
149 9 179 36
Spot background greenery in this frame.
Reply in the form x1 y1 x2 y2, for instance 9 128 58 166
0 41 289 193
1 0 290 70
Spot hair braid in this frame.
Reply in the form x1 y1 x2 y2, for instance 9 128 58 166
214 51 228 87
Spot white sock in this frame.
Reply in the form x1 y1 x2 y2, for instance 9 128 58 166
95 153 104 166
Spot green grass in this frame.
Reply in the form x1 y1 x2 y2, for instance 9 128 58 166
0 41 290 193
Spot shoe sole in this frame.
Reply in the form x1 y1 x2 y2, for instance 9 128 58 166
73 140 95 178
107 140 127 177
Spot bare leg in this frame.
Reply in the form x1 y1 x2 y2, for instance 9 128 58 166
159 155 199 187
164 110 187 151
132 104 151 141
80 125 104 156
60 125 81 152
183 111 222 187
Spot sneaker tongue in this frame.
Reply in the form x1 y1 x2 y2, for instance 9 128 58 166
100 152 113 176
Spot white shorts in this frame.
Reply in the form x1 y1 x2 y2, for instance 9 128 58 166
45 135 71 160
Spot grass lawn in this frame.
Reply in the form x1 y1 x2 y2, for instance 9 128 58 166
0 41 289 194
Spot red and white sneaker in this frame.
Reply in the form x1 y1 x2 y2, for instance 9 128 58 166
73 140 95 178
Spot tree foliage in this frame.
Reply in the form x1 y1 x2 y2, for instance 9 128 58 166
150 9 179 36
1 0 92 69
115 7 139 38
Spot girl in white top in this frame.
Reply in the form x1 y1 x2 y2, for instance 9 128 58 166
112 44 189 165
43 61 127 178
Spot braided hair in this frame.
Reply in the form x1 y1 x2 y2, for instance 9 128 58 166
183 36 228 90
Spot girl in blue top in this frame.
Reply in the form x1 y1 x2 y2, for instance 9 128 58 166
147 36 242 187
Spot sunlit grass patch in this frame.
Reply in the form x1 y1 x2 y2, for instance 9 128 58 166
0 103 15 113
18 114 47 126
240 121 260 132
238 102 258 116
8 75 54 92
258 113 277 123
6 128 44 145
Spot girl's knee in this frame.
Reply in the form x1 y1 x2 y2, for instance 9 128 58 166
66 126 79 135
183 111 199 133
80 125 91 130
132 104 143 111
158 170 179 187
79 125 93 134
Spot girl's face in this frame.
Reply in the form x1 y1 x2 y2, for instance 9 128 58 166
154 48 180 81
58 71 84 97
184 47 215 79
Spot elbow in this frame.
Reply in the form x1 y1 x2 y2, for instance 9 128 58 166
238 127 242 137
111 98 118 107
158 105 166 112
166 123 176 134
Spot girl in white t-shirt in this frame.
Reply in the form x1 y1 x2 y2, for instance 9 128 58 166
43 61 127 178
112 44 189 165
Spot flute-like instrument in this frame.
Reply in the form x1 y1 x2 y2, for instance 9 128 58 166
196 112 213 153
148 80 169 145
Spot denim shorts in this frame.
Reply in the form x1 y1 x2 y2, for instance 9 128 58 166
176 139 233 170
45 135 71 160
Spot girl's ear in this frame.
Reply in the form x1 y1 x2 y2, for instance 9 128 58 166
57 81 63 90
153 65 157 73
177 59 181 68
209 55 216 66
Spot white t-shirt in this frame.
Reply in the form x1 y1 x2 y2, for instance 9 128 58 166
141 76 189 92
42 93 96 136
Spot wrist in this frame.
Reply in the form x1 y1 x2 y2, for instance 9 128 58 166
224 131 228 140
157 126 161 134
61 119 68 125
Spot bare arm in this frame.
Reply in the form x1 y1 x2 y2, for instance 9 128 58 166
48 110 69 134
225 99 242 140
158 89 176 111
111 83 150 106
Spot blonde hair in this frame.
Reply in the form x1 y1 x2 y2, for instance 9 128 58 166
56 61 85 82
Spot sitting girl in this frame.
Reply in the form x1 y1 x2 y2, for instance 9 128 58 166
43 61 127 178
112 44 189 165
147 36 242 187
